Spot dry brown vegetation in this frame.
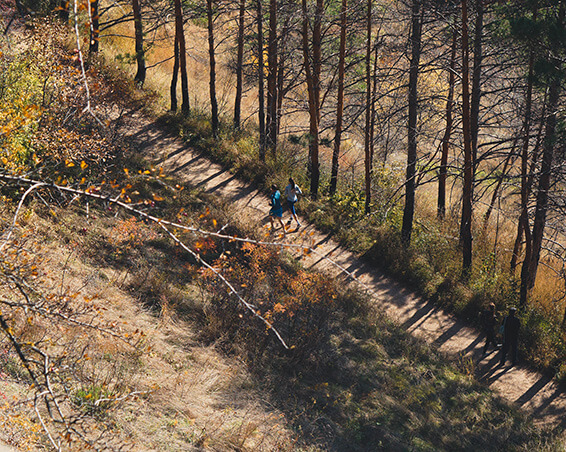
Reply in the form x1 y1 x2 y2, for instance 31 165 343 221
0 6 565 452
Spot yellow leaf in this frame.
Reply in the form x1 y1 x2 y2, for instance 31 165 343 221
212 219 217 228
65 159 75 167
152 194 164 201
80 160 88 170
123 168 129 176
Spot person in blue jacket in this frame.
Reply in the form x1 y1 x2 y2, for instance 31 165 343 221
269 184 286 235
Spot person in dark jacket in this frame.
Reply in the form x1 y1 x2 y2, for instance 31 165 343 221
481 302 498 355
499 307 520 366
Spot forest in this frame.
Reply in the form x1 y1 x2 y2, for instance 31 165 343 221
0 0 566 449
74 0 566 371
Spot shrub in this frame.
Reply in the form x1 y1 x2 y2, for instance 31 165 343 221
200 242 337 367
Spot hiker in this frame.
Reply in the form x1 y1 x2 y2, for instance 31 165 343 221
499 307 520 367
284 177 302 228
269 184 286 235
480 302 498 355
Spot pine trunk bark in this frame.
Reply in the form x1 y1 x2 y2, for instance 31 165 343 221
401 0 423 244
520 1 564 307
257 0 266 160
170 35 180 111
234 0 246 129
89 0 99 54
175 0 191 113
510 10 537 272
438 24 457 219
470 0 483 176
329 0 347 196
510 72 534 270
132 0 146 85
302 0 322 199
207 0 219 137
369 36 378 171
521 81 560 302
266 0 278 153
460 0 473 274
174 0 190 113
364 0 373 214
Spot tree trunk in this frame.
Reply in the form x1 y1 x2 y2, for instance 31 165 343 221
132 0 146 85
521 81 560 303
401 0 423 244
257 0 266 160
312 0 322 119
520 1 564 307
207 0 219 137
302 0 322 199
510 9 537 272
276 13 292 136
266 0 278 153
329 0 347 196
460 0 473 274
438 24 457 220
364 0 373 214
470 0 483 178
174 0 190 113
234 0 246 129
89 0 99 54
276 51 285 136
170 34 180 111
512 105 544 270
369 34 379 170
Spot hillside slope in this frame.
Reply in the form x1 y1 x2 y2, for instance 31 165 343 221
0 18 564 451
118 108 566 430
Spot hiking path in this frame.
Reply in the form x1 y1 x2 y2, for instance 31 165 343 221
120 111 566 430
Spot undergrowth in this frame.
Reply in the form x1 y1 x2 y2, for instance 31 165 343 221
63 170 563 451
159 100 566 383
0 14 564 451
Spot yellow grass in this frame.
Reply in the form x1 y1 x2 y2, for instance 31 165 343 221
0 208 298 450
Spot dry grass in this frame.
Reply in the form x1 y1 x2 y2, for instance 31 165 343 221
0 206 299 451
1 11 564 450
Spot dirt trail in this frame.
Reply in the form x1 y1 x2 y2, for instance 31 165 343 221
121 113 566 429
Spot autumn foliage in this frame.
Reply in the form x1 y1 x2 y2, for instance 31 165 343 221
201 242 337 364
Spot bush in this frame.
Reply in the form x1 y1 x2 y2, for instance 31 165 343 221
200 242 338 367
